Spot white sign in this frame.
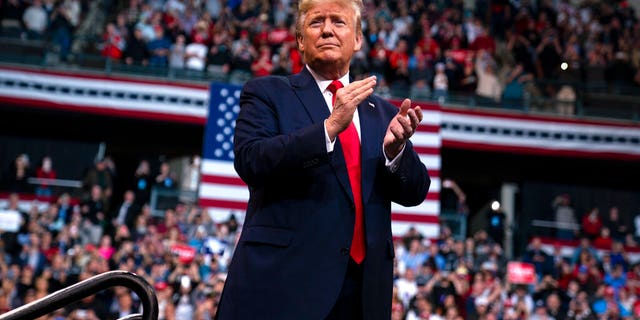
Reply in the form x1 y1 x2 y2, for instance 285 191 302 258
0 210 22 232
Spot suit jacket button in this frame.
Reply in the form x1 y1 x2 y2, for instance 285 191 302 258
340 248 349 256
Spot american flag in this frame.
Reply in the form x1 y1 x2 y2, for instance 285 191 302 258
199 83 441 239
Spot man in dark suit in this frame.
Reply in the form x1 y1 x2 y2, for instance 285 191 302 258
113 190 139 233
215 0 430 319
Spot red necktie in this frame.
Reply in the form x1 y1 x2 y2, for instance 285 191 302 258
328 80 366 264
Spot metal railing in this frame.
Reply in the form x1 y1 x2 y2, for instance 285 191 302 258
0 271 158 320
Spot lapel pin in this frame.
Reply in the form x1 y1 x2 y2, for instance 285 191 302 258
368 102 375 108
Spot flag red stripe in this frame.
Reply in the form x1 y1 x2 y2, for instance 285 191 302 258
198 199 247 210
200 175 245 186
426 193 439 201
414 146 441 155
391 213 440 224
416 125 440 133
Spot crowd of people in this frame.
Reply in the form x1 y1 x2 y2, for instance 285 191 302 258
3 0 640 319
0 152 638 319
2 0 640 112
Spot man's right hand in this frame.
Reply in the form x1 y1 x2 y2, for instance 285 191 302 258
325 76 376 141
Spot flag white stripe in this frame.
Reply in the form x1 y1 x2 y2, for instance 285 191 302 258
199 183 248 202
412 132 441 148
419 155 441 170
419 111 441 126
201 159 239 177
392 201 440 215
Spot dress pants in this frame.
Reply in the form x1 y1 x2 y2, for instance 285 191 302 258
325 258 364 320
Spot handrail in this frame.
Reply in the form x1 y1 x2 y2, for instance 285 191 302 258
26 177 83 188
0 270 158 320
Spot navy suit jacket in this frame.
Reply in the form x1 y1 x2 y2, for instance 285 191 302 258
216 68 430 320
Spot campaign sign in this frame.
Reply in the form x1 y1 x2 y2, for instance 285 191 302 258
507 262 536 284
171 243 197 264
0 210 21 232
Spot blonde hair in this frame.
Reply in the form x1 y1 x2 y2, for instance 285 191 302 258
296 0 364 38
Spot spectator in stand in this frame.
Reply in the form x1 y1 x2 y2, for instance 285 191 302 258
535 29 563 80
65 272 110 319
605 206 628 242
505 29 535 75
457 55 478 95
402 238 429 273
108 289 138 320
609 241 630 271
35 156 56 198
49 0 80 62
390 55 411 97
555 85 576 116
154 281 175 320
80 185 106 245
634 211 640 244
250 44 273 77
83 157 113 204
606 51 636 94
113 190 139 233
507 284 535 316
229 29 256 84
475 49 503 106
155 161 177 190
432 62 448 103
3 154 33 194
148 25 172 67
469 24 496 55
124 25 150 66
184 36 208 73
22 0 48 40
169 33 186 69
592 285 632 318
271 45 292 76
19 234 47 276
501 62 533 109
581 207 603 241
570 236 599 266
405 293 439 320
368 40 389 83
132 160 152 207
544 291 568 320
522 236 554 279
594 227 614 249
604 263 628 294
553 193 577 240
395 267 418 308
101 22 126 61
408 46 432 91
206 31 232 77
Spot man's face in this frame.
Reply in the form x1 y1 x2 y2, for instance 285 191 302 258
297 0 362 73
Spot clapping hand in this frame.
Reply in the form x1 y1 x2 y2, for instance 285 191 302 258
383 99 423 159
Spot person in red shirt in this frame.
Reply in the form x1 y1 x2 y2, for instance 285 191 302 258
36 156 56 198
582 207 603 240
251 44 273 77
416 31 441 62
388 39 409 70
593 227 614 249
469 25 496 55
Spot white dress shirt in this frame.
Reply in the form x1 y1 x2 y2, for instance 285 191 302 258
306 65 404 171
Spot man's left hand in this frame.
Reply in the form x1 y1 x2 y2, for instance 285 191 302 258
383 98 423 159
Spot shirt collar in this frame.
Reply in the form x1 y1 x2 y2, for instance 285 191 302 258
306 65 350 93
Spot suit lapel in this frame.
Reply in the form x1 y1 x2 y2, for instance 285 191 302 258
290 68 331 124
290 69 352 200
358 97 380 208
